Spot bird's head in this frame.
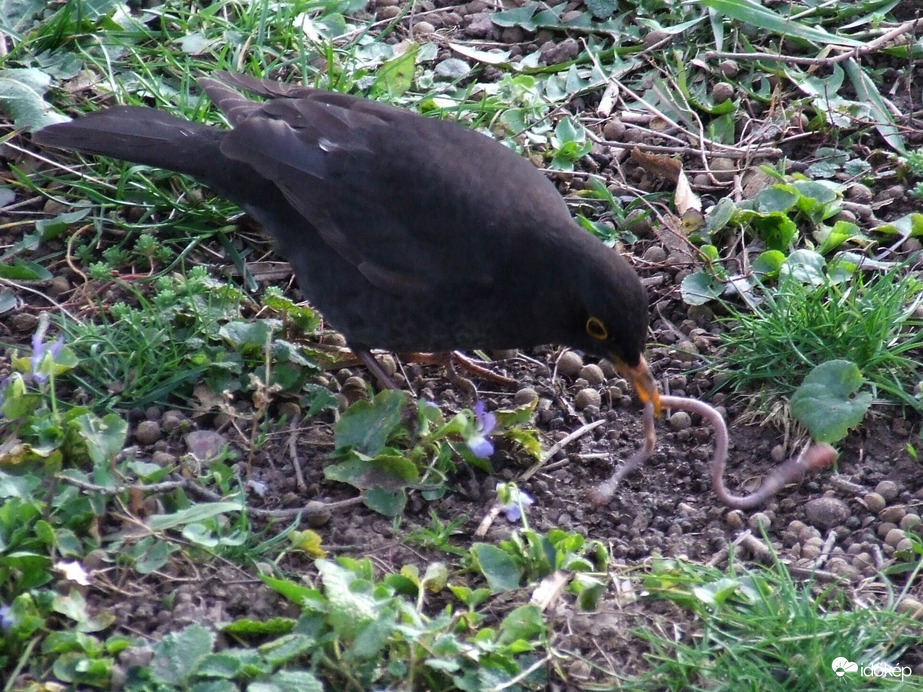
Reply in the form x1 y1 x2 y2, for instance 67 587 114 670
574 250 661 416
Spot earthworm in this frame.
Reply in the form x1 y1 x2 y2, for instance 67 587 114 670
590 395 837 509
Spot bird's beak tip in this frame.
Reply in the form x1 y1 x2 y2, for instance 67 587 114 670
613 354 661 417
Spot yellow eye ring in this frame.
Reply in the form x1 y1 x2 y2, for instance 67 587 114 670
586 316 608 340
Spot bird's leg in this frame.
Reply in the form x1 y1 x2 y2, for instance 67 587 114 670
355 348 400 390
404 351 518 388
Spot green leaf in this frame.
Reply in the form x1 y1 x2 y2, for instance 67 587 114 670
680 271 724 305
219 319 279 350
222 617 296 637
751 212 798 251
250 670 324 692
873 212 923 238
148 502 242 531
371 43 419 99
843 58 905 153
0 259 53 281
72 412 128 468
781 249 826 285
470 543 521 592
0 68 70 130
497 604 544 645
334 390 407 456
363 486 406 516
755 186 798 214
259 575 319 606
150 624 216 685
705 196 737 234
260 633 319 666
751 250 786 277
317 560 377 639
324 452 420 490
701 0 863 47
816 220 859 255
583 0 617 19
790 360 872 443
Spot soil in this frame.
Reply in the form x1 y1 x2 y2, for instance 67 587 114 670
2 0 923 687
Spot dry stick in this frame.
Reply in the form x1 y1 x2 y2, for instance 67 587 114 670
590 396 838 509
701 19 921 67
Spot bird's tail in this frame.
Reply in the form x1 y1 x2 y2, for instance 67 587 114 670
32 106 223 180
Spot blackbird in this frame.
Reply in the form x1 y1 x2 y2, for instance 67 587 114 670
34 72 659 412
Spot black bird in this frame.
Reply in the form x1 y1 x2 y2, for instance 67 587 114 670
34 72 659 412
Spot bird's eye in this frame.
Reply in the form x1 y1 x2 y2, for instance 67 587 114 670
585 316 608 340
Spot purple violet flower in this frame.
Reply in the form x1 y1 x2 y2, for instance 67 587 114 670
467 401 496 459
498 486 534 522
30 317 64 384
0 605 12 633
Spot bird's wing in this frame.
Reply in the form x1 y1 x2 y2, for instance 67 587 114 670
199 74 571 297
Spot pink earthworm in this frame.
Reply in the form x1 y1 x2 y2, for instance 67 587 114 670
590 395 838 509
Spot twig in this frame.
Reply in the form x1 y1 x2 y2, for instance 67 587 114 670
520 419 606 481
54 473 361 518
701 19 922 67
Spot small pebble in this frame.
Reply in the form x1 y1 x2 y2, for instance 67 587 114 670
804 496 850 529
579 364 605 385
710 157 737 183
134 420 162 446
712 81 733 103
900 514 921 531
719 60 739 78
413 20 435 34
602 120 626 141
877 522 898 539
851 552 873 570
557 350 584 377
896 538 915 553
324 332 348 347
770 444 786 463
304 501 332 528
378 353 397 377
574 388 601 410
598 359 617 378
875 480 898 501
846 183 873 202
342 376 370 402
48 276 72 298
674 341 699 360
800 539 822 559
798 523 821 542
514 387 539 406
152 451 177 466
642 246 667 263
879 505 906 524
748 512 771 531
162 410 185 432
669 411 691 431
826 557 857 579
884 528 907 548
896 596 923 619
863 492 886 513
726 510 745 528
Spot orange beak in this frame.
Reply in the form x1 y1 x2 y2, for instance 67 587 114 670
613 354 661 417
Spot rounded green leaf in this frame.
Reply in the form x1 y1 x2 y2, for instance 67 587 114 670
790 360 872 443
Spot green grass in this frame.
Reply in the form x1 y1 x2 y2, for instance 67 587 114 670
716 268 923 414
624 555 922 691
